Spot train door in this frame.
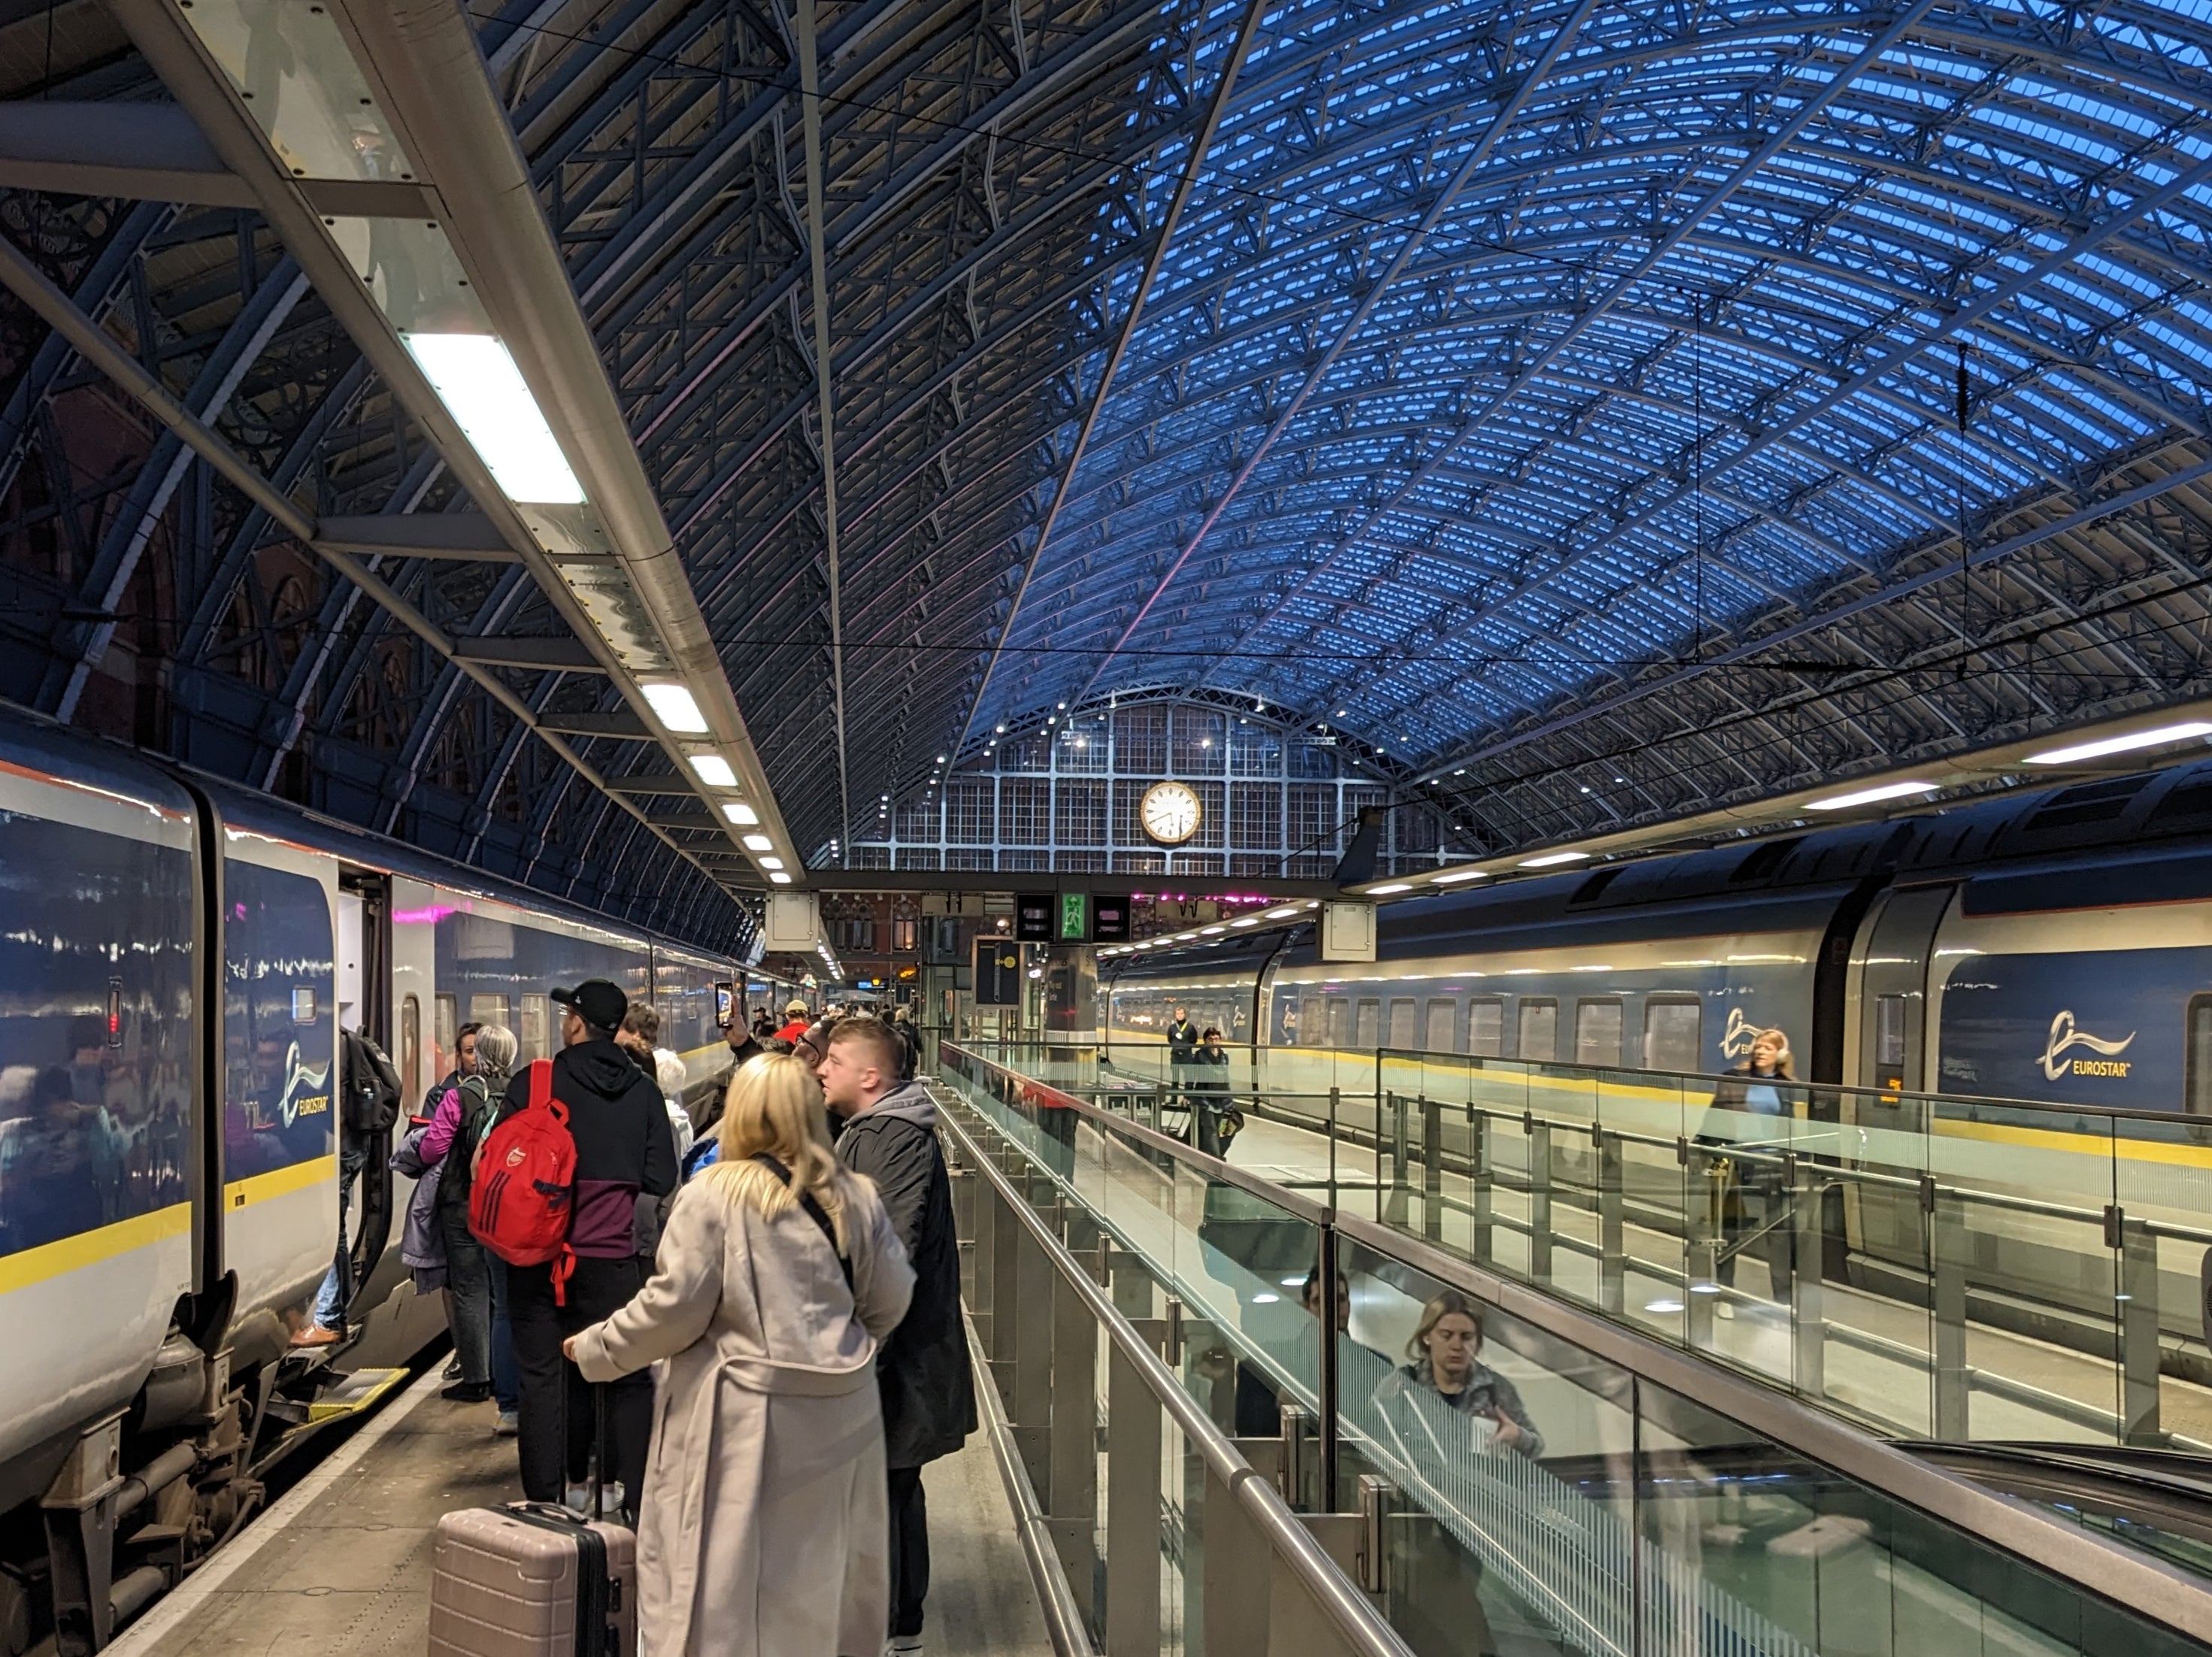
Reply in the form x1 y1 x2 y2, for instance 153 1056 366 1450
1841 883 1956 1273
337 871 397 1325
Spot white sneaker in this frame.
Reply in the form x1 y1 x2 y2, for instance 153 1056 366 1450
886 1639 924 1657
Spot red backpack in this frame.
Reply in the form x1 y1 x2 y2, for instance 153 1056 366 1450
469 1061 577 1301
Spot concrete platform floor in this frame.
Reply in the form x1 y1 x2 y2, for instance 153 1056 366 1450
108 1367 1052 1657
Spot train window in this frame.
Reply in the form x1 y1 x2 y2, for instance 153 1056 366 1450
291 986 317 1023
1518 999 1557 1063
435 994 457 1068
469 993 511 1028
521 993 550 1060
2189 997 2212 1116
1643 998 1701 1073
1324 997 1350 1046
1387 998 1418 1050
1875 994 1907 1071
1302 996 1324 1046
1426 998 1458 1053
1354 998 1381 1047
1468 998 1504 1057
1575 999 1623 1068
400 995 421 1104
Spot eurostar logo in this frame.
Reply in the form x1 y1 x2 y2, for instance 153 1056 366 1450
2040 1011 2135 1080
276 1041 332 1127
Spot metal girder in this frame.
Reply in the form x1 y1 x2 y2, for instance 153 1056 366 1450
0 226 744 905
314 514 523 562
451 636 611 672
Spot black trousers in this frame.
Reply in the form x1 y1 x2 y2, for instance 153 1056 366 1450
509 1255 651 1516
888 1465 930 1638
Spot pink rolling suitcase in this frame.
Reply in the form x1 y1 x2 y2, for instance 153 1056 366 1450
429 1391 637 1656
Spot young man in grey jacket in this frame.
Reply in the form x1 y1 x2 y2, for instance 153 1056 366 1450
819 1018 976 1657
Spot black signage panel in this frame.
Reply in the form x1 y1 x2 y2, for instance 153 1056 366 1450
1015 894 1053 942
974 936 1023 1005
1093 895 1131 943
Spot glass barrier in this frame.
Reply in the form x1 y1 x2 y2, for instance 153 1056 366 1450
941 1045 2212 1657
953 1036 2212 1456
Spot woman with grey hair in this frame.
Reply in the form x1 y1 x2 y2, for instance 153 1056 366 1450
421 1023 516 1403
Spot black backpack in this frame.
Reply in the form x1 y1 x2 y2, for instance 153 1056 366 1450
341 1030 403 1133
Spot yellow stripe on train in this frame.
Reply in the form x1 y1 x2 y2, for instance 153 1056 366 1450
224 1153 337 1211
0 1201 192 1296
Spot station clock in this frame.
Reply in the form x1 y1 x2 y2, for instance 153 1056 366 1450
1139 780 1202 846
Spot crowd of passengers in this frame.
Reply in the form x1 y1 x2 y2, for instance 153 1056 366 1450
295 983 947 1657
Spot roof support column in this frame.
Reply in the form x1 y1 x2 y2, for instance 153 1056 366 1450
795 0 853 865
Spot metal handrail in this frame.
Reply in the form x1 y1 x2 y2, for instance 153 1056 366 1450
941 1042 2212 1648
939 1098 1416 1657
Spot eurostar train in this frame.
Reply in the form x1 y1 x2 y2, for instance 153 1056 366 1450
1104 762 2212 1115
0 706 740 1655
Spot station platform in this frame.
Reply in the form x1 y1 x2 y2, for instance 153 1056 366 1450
107 1370 1053 1657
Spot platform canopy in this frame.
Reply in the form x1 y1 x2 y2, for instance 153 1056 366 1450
0 0 2208 904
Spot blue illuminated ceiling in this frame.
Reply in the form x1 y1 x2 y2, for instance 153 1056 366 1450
8 0 2212 883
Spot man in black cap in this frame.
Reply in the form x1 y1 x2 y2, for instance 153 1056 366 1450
498 977 676 1520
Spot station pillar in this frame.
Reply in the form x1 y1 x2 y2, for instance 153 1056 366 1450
1043 945 1097 1045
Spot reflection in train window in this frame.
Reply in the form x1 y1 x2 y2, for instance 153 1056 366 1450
1875 994 1907 1072
1644 997 1701 1074
2189 996 2212 1116
521 993 550 1061
435 993 457 1074
1575 998 1623 1068
1354 998 1381 1048
1426 998 1457 1053
401 995 421 1104
1301 996 1323 1046
1325 996 1350 1047
1387 998 1417 1050
1518 999 1557 1063
468 993 511 1029
1468 998 1504 1058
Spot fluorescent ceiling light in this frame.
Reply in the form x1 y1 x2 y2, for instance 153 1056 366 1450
1266 906 1299 919
1805 780 1938 812
741 833 773 851
1370 882 1412 894
401 332 585 504
690 753 737 788
641 683 708 734
769 871 792 884
1434 870 1486 884
1520 850 1591 868
722 802 759 825
759 856 783 870
2023 721 2212 765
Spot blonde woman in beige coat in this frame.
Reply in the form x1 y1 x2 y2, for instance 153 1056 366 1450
565 1053 915 1656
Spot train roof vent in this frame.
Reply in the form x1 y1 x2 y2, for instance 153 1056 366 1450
2020 774 2153 834
1729 836 1804 884
1567 868 1624 905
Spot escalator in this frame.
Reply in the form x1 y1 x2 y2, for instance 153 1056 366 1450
1921 1442 2212 1581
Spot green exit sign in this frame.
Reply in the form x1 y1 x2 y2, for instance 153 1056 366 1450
1058 892 1089 942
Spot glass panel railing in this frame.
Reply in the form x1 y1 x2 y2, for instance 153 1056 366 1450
986 1036 2212 1455
942 1043 2212 1657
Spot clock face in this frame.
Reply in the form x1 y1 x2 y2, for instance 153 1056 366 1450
1141 781 1202 846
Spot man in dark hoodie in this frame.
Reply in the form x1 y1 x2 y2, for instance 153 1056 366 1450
500 978 675 1521
820 1018 974 1657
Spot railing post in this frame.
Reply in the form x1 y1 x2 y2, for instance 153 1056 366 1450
1205 1460 1273 1657
1526 1113 1553 1287
1327 1086 1341 1197
1105 1337 1162 1657
1049 1253 1099 1601
1317 1225 1341 1509
1383 1092 1409 1228
2122 1213 2162 1446
1596 1125 1624 1316
1420 1093 1442 1243
1469 1110 1493 1266
1014 1216 1056 1494
1932 1184 1969 1440
1685 1141 1718 1350
1791 1161 1826 1400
